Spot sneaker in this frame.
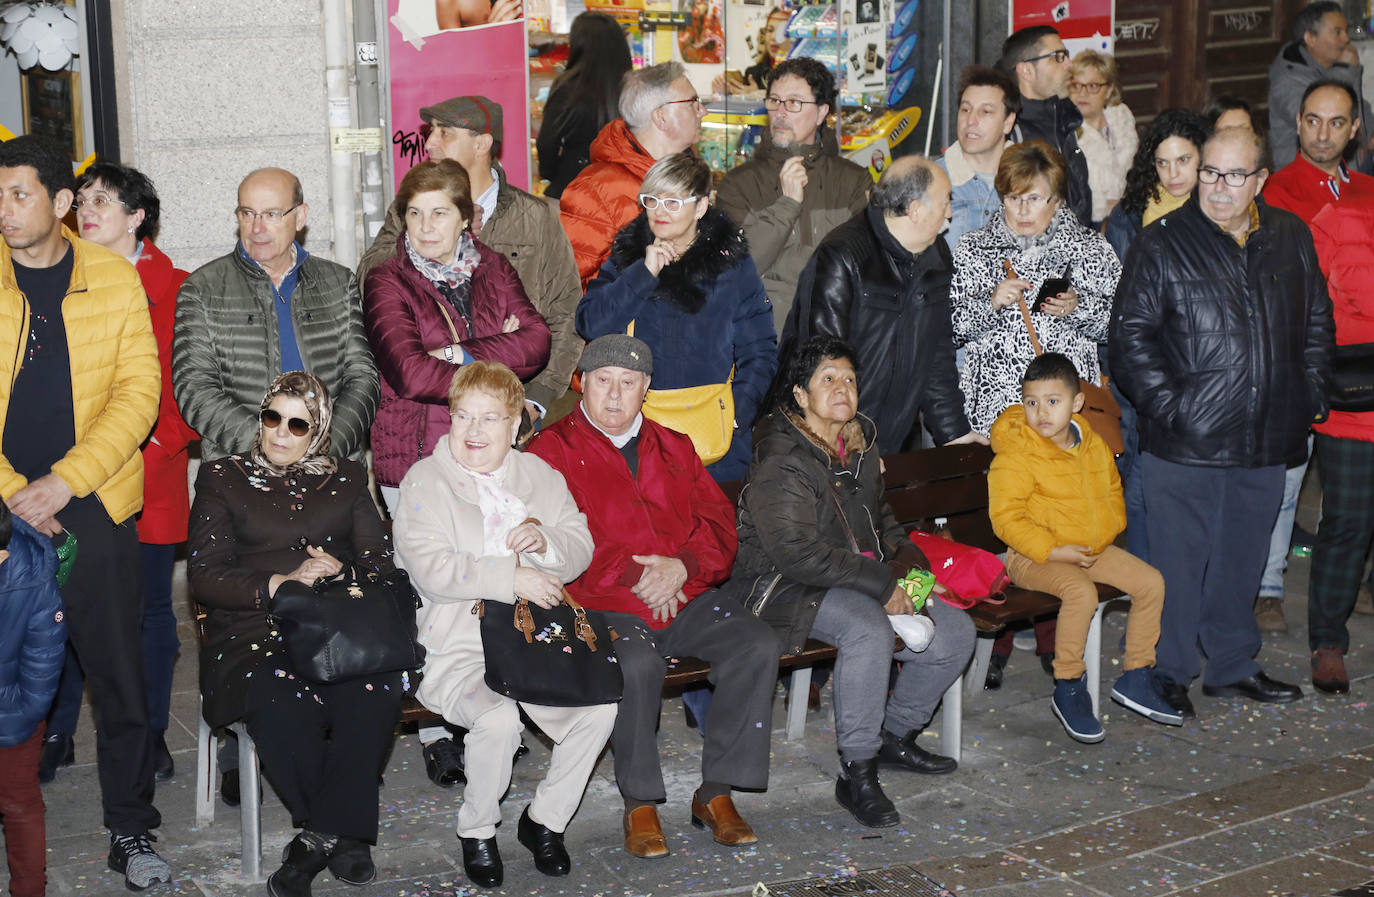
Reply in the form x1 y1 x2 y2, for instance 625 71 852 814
1254 596 1287 634
1111 667 1184 726
108 831 171 891
1051 676 1104 743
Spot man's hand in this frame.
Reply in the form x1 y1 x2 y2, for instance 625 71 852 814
651 589 688 623
524 401 543 423
944 431 990 446
1047 544 1099 568
8 474 72 530
779 156 808 203
631 554 688 607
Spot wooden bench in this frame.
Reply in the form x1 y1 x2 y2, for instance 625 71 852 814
882 443 1126 726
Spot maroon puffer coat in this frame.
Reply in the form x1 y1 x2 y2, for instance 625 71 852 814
363 236 551 486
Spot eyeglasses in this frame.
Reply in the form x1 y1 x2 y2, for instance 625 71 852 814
260 408 314 437
660 95 705 111
235 204 301 225
1197 166 1263 187
1025 48 1070 65
452 410 512 429
1003 192 1053 210
1068 81 1106 94
73 193 130 212
639 194 700 212
764 96 822 113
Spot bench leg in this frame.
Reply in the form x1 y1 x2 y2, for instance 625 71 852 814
939 674 962 763
195 706 216 828
786 667 812 741
1086 603 1104 716
965 635 994 699
232 723 264 881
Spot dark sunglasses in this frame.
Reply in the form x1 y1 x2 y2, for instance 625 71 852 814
260 408 313 437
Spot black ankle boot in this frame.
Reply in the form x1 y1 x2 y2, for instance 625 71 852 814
460 835 503 888
328 837 376 885
518 805 570 876
878 729 958 774
267 831 333 897
835 758 900 828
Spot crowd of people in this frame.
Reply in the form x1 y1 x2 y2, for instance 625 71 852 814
0 5 1365 895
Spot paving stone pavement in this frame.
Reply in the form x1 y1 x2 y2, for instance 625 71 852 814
17 478 1374 896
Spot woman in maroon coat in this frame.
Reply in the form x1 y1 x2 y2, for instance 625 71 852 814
364 159 551 513
36 163 199 784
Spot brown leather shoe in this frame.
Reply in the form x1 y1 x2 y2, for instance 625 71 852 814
690 794 758 846
1254 597 1287 634
623 806 669 858
1312 645 1350 695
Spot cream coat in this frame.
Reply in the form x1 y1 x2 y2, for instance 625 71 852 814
393 434 596 739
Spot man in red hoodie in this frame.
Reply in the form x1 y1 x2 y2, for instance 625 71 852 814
529 335 781 859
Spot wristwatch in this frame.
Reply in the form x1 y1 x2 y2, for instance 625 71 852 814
443 344 455 364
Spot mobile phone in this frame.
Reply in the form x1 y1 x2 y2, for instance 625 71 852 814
1032 268 1072 312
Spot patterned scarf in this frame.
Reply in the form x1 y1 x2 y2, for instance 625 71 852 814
457 451 529 558
405 231 481 288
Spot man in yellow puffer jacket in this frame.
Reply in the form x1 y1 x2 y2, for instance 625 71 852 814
988 353 1173 745
0 136 164 890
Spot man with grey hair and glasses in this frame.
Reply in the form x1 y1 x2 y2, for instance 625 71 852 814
785 155 980 453
560 61 707 287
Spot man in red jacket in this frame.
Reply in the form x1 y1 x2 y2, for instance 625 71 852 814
529 335 781 859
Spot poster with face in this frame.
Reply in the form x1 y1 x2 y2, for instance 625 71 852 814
678 0 725 64
387 0 531 189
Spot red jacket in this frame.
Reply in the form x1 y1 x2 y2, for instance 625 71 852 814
363 236 551 487
1263 155 1374 223
1310 201 1374 442
136 241 198 544
528 405 737 629
558 119 657 288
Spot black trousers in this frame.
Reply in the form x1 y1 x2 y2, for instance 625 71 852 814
603 592 782 802
242 670 403 842
59 495 158 835
1309 434 1374 652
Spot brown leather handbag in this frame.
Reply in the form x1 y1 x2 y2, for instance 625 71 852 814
1005 260 1124 455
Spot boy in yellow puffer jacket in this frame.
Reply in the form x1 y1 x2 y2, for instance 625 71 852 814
989 353 1178 743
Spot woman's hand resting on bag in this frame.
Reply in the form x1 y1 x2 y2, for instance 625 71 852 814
514 566 565 609
268 545 343 597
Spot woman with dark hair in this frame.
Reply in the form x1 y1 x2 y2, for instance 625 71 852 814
578 153 777 482
537 11 633 199
37 163 199 783
1103 108 1209 261
732 335 975 828
189 371 405 895
1203 95 1261 133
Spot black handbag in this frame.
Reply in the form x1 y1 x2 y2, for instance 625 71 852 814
1328 342 1374 412
477 588 623 707
268 567 426 684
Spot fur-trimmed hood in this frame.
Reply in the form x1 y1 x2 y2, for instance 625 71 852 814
607 205 750 313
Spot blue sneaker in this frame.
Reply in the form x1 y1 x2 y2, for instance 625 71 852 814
1051 676 1105 743
1111 667 1184 726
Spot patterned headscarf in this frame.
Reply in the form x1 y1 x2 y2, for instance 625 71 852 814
249 370 338 477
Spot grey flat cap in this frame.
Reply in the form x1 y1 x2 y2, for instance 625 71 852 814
578 334 653 375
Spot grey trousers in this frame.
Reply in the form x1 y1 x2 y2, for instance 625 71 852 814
810 587 975 763
603 591 782 802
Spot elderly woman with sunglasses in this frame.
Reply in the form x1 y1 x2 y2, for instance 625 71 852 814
188 371 405 897
576 153 777 481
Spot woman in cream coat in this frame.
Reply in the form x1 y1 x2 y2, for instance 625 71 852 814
392 361 616 890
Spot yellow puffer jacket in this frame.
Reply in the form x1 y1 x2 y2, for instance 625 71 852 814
0 228 159 523
987 404 1126 563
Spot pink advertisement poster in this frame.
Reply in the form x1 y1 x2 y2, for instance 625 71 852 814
386 0 531 191
1010 0 1112 46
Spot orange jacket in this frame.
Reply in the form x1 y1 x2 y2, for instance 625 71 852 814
558 119 657 288
987 405 1125 563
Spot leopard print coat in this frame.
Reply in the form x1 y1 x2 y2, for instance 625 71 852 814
950 205 1121 435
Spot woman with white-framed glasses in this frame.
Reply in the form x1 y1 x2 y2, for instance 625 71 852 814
951 139 1121 439
576 153 777 481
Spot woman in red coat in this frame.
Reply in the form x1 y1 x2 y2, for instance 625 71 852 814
35 163 199 783
363 159 550 784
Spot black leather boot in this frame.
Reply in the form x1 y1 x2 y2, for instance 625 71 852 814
267 831 334 897
835 758 900 828
878 729 958 774
328 837 376 885
460 835 503 888
518 805 570 876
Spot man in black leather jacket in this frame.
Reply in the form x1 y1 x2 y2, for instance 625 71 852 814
1110 127 1334 720
784 156 980 453
997 26 1092 226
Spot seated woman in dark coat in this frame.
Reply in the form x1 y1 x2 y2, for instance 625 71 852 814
189 371 403 897
732 336 976 829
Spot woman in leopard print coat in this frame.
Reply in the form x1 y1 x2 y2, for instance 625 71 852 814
951 141 1122 436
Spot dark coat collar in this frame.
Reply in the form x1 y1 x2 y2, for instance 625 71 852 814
607 205 750 313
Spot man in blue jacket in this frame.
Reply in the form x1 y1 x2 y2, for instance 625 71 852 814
0 501 66 897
